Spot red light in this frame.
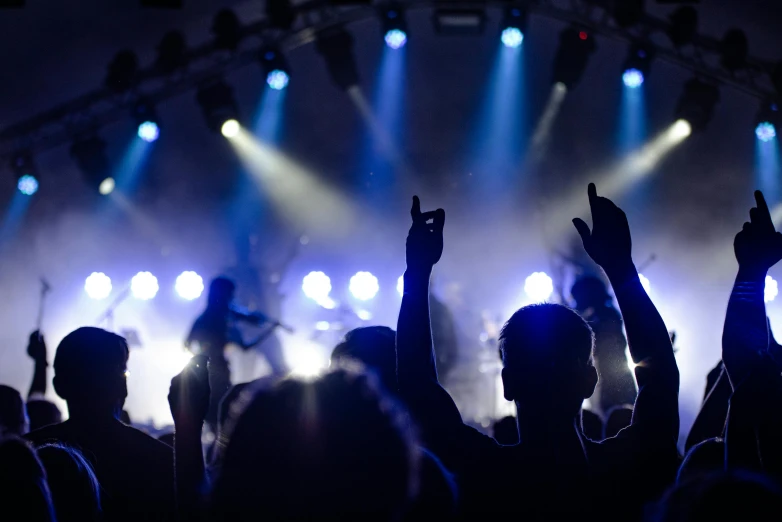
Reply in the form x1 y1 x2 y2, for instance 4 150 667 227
579 31 588 40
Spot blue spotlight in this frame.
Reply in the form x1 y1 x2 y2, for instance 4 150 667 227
384 28 407 49
757 121 777 142
17 175 38 196
623 68 644 88
501 27 524 48
137 121 160 142
266 69 289 90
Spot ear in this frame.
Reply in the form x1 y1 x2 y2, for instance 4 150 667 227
501 367 515 402
581 365 598 399
52 375 68 401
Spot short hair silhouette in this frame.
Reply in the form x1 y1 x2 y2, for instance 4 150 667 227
0 437 56 522
0 385 26 436
37 443 101 522
26 399 62 432
208 277 235 308
604 404 633 439
331 326 397 392
677 438 725 484
212 368 418 521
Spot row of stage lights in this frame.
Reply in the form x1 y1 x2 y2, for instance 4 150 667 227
8 4 782 197
84 270 205 301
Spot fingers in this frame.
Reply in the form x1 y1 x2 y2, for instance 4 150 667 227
433 208 445 233
754 190 775 230
411 196 422 222
572 218 591 242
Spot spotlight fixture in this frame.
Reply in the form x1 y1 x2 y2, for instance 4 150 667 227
433 9 486 35
612 0 644 28
212 9 242 51
551 27 596 90
105 50 139 92
10 152 38 196
259 49 290 90
70 136 114 194
500 5 527 48
622 43 655 88
316 27 360 90
755 100 780 142
667 7 697 48
674 78 720 132
196 80 240 133
132 101 160 143
380 5 408 49
155 31 187 73
720 29 748 71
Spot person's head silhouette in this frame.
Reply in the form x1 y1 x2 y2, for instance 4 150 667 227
0 437 56 522
37 443 101 522
0 385 27 436
207 277 236 311
52 327 128 421
331 326 397 394
500 304 597 431
26 400 62 432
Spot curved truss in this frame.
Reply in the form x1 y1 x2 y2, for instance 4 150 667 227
0 0 777 158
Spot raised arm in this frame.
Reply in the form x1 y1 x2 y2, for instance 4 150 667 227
26 331 48 399
573 183 679 437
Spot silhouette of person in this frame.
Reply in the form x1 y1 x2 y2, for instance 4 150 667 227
0 437 56 522
0 385 26 437
26 327 175 522
37 443 102 522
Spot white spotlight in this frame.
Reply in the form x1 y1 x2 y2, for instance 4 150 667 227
131 271 159 300
397 275 404 297
99 177 115 196
85 272 112 300
221 119 240 138
671 119 692 140
638 274 651 294
302 271 335 308
175 271 204 300
524 272 554 302
349 271 379 301
766 275 778 303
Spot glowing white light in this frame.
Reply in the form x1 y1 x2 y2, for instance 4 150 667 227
85 272 112 300
384 29 407 49
638 274 651 294
766 275 778 303
349 271 379 301
756 122 777 142
131 271 159 300
267 69 289 90
315 321 330 331
302 271 334 308
397 275 404 297
17 175 38 196
671 119 692 140
99 177 115 195
137 121 160 143
524 272 554 302
356 309 372 321
221 119 240 138
175 271 204 300
501 27 524 48
622 68 644 88
288 339 328 378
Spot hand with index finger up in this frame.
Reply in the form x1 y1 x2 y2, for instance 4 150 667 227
406 196 445 273
734 190 782 277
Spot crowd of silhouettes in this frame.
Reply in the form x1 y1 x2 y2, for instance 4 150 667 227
3 184 782 521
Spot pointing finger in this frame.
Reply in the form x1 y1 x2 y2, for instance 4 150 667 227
411 196 422 222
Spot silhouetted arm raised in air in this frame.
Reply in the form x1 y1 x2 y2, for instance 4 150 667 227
722 191 782 478
27 331 48 399
573 183 679 440
685 362 731 452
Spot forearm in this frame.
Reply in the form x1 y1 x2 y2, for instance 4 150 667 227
722 269 767 388
685 369 731 452
28 360 47 399
396 267 438 387
174 423 207 520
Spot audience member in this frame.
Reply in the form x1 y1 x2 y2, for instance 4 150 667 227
581 408 604 441
0 384 27 437
37 443 102 522
604 403 633 439
0 436 56 522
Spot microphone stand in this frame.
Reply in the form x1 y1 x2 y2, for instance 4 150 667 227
96 287 132 332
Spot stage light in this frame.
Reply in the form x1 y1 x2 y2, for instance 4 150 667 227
397 275 404 296
175 271 204 300
638 274 651 294
349 271 379 301
260 49 291 90
671 119 692 139
524 272 553 303
10 152 38 195
303 271 334 308
131 271 159 300
132 101 160 143
17 175 38 196
757 122 777 142
316 28 360 90
315 321 330 331
85 272 112 300
105 50 139 92
433 9 486 35
221 119 240 138
675 78 720 132
70 136 113 194
384 29 407 49
356 309 372 321
622 69 644 88
212 9 242 51
552 27 596 90
500 5 527 48
622 44 654 89
196 80 240 133
267 69 289 90
501 28 523 48
766 275 778 303
381 5 408 49
137 121 160 142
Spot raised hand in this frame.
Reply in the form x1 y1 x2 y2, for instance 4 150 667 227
168 355 210 428
572 183 633 274
406 196 445 272
734 190 782 276
26 330 47 363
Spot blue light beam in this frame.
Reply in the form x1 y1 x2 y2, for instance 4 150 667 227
756 134 781 207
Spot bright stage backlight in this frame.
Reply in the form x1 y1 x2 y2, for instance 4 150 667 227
756 122 777 142
266 69 289 91
137 121 160 143
131 271 159 300
524 272 553 302
302 271 335 308
501 27 523 48
99 177 115 196
384 29 407 49
638 274 651 294
175 271 204 300
671 119 692 139
397 275 404 297
766 275 778 303
221 119 240 138
17 174 38 196
622 68 644 88
349 271 379 301
85 272 112 300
